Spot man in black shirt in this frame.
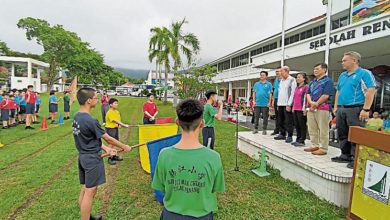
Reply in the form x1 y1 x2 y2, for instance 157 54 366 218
73 88 131 220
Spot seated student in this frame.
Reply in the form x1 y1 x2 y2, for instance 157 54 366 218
366 112 383 130
143 93 158 124
380 115 390 131
18 91 27 124
152 99 225 220
8 95 18 127
63 91 71 120
49 91 62 124
1 93 10 129
72 88 132 220
105 98 129 165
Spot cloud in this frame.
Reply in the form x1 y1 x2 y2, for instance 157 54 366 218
1 0 326 69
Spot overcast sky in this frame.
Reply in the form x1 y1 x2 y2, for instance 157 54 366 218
1 0 326 70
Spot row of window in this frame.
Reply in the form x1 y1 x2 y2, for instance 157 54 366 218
216 16 350 72
231 53 249 68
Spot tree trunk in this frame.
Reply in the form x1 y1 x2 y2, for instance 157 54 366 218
164 63 168 103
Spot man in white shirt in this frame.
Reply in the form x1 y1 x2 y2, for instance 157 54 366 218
274 66 297 143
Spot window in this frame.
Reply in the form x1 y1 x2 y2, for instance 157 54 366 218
340 16 348 27
332 20 340 30
319 24 325 34
263 45 270 53
218 60 230 72
300 31 306 40
306 29 312 38
238 89 246 97
313 27 320 36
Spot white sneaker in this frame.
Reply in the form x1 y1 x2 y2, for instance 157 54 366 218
102 123 106 126
252 129 258 134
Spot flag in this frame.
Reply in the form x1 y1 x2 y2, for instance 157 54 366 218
138 124 178 173
69 76 78 105
147 133 182 203
156 117 174 124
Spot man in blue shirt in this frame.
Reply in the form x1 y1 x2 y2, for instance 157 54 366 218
252 71 273 135
332 51 376 169
271 68 282 136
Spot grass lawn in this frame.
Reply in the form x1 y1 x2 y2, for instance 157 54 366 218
0 95 347 219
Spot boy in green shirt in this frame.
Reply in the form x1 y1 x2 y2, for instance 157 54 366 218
63 91 71 120
152 99 225 219
202 91 223 150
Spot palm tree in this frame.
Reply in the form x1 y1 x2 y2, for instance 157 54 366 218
166 18 200 73
148 27 165 87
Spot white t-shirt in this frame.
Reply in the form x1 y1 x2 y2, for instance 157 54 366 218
277 75 297 106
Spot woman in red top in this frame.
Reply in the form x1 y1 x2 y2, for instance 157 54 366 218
143 93 158 124
292 73 309 146
101 91 110 125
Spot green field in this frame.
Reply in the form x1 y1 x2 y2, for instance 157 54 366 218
0 95 346 219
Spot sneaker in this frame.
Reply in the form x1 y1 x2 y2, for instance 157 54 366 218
285 137 293 143
252 129 258 134
291 142 299 146
108 157 116 165
113 155 123 161
331 155 353 163
25 126 35 129
294 143 305 147
102 123 106 126
90 214 103 220
347 161 354 169
270 131 278 136
32 121 40 124
51 121 57 124
262 130 267 135
274 135 286 140
2 126 9 129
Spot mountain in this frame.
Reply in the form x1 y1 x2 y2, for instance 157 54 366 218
114 67 149 79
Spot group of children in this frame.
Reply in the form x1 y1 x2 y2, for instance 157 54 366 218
73 88 225 220
0 86 41 129
0 87 73 129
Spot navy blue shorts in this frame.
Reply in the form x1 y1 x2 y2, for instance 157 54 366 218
78 153 106 188
26 103 35 114
202 127 215 150
10 109 16 118
35 104 40 113
19 105 26 114
160 207 213 220
143 116 156 124
1 109 9 121
105 127 119 140
49 103 58 113
64 103 70 112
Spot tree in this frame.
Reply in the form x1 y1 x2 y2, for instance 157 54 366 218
174 65 217 99
17 17 83 91
149 27 166 87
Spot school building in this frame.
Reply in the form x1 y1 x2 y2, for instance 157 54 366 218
209 0 390 113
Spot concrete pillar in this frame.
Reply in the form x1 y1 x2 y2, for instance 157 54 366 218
224 90 227 101
228 82 232 98
11 63 15 77
27 60 32 85
247 80 251 104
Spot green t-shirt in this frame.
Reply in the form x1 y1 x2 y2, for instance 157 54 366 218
64 96 70 104
204 104 217 127
152 146 225 217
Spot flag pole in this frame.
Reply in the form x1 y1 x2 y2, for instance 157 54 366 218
324 0 333 75
101 142 146 158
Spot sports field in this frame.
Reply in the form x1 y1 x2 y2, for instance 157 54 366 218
0 95 346 219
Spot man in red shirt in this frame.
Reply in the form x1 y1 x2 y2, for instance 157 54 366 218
25 85 39 129
143 93 158 124
0 93 10 129
8 95 18 127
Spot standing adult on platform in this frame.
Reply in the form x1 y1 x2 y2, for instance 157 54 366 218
271 68 282 136
252 71 273 135
332 51 376 169
274 66 297 143
304 63 334 155
101 91 110 126
291 73 309 147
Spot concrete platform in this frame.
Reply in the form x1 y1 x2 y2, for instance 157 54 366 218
238 131 353 208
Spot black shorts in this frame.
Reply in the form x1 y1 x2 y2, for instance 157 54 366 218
105 127 119 140
19 105 26 114
143 116 156 124
35 104 40 113
64 103 70 112
10 109 16 119
202 127 215 150
78 153 106 188
49 103 58 113
1 109 9 121
26 103 35 114
160 207 213 220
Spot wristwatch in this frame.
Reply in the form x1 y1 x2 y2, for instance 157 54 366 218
363 108 370 112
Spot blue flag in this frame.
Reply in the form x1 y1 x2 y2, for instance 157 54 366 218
147 133 182 203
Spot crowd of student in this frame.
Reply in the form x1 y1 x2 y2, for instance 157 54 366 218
247 51 384 169
0 86 72 130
